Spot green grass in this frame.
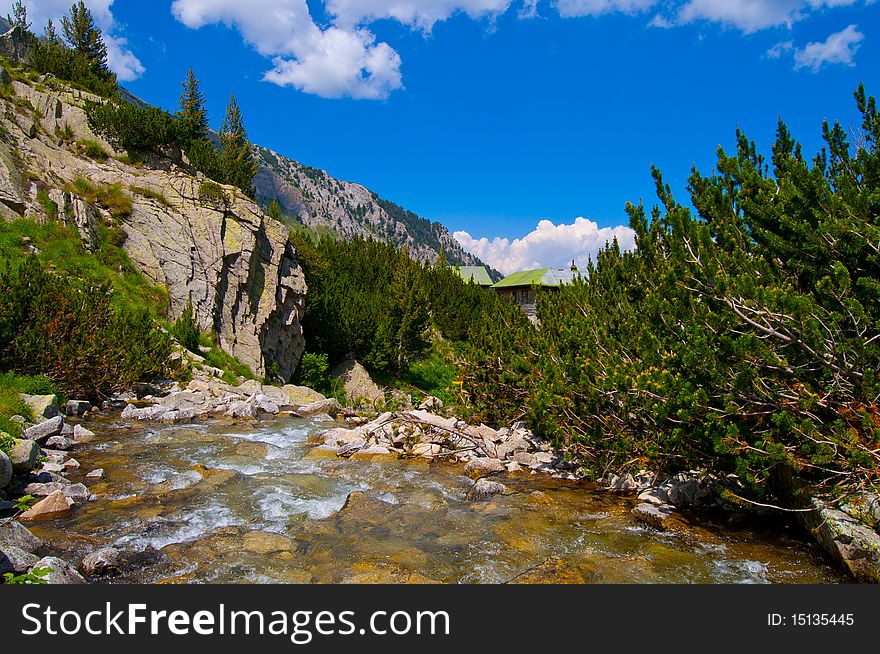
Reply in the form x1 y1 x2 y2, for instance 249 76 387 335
76 139 110 162
0 218 168 317
64 177 133 219
131 185 171 207
0 372 54 440
205 351 256 386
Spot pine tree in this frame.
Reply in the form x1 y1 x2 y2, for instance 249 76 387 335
178 69 209 143
61 1 109 75
43 19 61 45
8 0 30 30
219 94 259 198
267 200 284 222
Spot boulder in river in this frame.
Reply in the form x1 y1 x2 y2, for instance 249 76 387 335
23 415 64 444
33 556 85 584
81 548 121 576
0 544 39 575
20 490 73 521
9 440 40 475
0 517 44 552
65 400 92 416
467 479 510 502
464 457 505 480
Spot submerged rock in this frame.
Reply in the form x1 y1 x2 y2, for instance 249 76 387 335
467 479 510 502
81 548 122 576
464 457 505 480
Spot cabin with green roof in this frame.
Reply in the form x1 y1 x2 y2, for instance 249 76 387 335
492 263 581 320
454 266 494 288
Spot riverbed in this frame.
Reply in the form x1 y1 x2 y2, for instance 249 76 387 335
28 415 846 584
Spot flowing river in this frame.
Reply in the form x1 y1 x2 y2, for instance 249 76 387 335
28 415 845 584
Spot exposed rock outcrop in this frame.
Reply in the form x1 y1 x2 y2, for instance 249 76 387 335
0 77 308 380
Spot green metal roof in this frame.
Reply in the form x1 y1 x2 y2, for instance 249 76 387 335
492 269 551 289
492 268 582 289
455 266 494 286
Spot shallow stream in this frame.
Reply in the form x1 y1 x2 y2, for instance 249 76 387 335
28 415 845 584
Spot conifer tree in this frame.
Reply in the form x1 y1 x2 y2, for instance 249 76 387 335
8 0 30 30
219 94 259 198
43 19 61 45
178 69 209 143
61 1 109 75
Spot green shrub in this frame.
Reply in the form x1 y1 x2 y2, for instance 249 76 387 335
186 139 223 182
198 181 229 209
202 347 256 386
294 352 331 394
77 138 109 162
406 355 456 404
173 300 201 354
65 178 132 218
85 99 185 154
0 257 171 399
0 430 15 454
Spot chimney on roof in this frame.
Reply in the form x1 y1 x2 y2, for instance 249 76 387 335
570 260 579 272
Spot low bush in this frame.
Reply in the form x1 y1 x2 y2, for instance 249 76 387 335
198 181 229 209
294 352 331 395
76 138 109 162
0 257 171 399
173 300 201 354
85 99 185 154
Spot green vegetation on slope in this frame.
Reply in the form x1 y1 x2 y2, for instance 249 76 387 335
462 86 880 499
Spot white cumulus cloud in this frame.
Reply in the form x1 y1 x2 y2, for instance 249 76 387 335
327 0 515 31
670 0 863 33
794 23 864 70
171 0 403 99
455 217 636 276
1 0 145 81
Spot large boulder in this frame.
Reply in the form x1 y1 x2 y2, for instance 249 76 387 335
7 439 41 474
81 548 121 577
19 394 60 420
20 490 73 521
23 415 64 443
282 385 326 406
464 457 505 480
467 479 510 502
297 398 342 418
331 360 384 405
32 556 86 584
0 518 43 552
0 544 39 575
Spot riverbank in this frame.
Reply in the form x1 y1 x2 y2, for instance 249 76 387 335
1 376 877 584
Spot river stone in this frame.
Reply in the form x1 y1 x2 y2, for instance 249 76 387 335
20 490 73 521
467 479 510 502
668 480 699 508
7 439 40 474
19 394 60 420
81 548 121 576
242 531 294 555
236 379 263 396
73 424 96 442
0 451 11 488
411 443 441 458
0 518 43 554
464 457 505 480
638 487 670 506
121 404 167 421
226 400 259 419
45 435 75 450
297 398 342 418
0 544 39 575
85 469 104 480
40 462 65 474
23 415 64 443
282 385 326 406
33 556 86 584
632 503 684 531
496 435 530 460
65 400 92 416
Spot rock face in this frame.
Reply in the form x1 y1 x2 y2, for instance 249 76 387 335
252 145 489 268
0 76 308 381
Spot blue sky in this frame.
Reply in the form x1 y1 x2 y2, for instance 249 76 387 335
7 1 880 272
